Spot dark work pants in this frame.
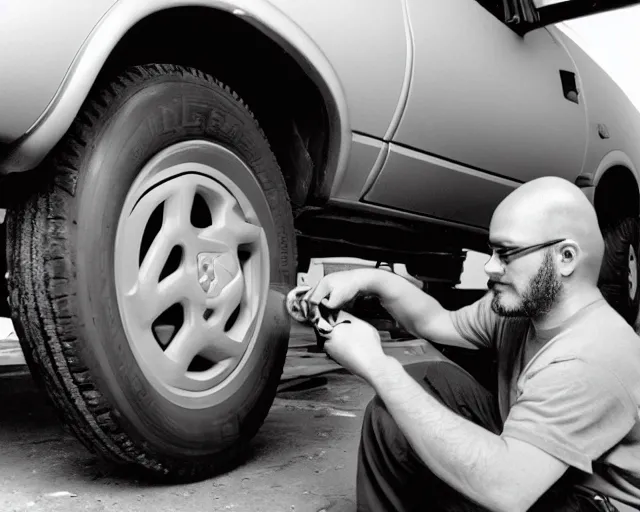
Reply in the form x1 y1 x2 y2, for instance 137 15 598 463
356 359 618 512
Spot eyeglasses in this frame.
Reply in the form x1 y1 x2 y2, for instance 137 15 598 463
487 238 566 266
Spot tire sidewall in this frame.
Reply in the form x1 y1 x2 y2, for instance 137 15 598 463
599 217 640 328
70 73 294 459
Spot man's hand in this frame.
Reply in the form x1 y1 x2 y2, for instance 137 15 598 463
303 269 380 311
322 311 389 381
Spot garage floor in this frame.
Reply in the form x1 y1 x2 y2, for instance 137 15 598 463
0 323 445 512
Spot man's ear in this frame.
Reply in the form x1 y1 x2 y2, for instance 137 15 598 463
557 241 579 276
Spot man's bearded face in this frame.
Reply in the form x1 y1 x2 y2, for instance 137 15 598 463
490 251 562 318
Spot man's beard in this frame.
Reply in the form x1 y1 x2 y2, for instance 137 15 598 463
490 251 562 318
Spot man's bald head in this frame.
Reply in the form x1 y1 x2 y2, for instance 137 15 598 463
490 177 604 283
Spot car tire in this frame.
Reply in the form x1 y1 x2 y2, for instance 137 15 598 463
0 219 9 317
598 217 640 329
5 64 296 479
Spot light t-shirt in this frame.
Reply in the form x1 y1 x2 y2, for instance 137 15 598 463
451 294 640 509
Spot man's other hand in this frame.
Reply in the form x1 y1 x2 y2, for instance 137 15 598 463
323 311 390 381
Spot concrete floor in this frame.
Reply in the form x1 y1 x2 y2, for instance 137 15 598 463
0 368 374 512
0 325 392 512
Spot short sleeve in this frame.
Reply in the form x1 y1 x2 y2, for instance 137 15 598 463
501 359 637 473
449 293 497 350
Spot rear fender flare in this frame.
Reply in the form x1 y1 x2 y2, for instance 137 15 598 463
577 150 640 207
581 151 639 186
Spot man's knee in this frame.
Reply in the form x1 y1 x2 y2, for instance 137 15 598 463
362 395 390 438
361 394 419 468
365 361 470 424
362 396 403 449
406 359 472 396
412 359 501 433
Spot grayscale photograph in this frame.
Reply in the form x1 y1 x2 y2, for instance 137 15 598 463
1 0 640 510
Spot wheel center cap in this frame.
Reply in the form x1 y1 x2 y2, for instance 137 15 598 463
197 251 238 297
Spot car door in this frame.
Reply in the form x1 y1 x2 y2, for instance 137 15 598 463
364 0 588 228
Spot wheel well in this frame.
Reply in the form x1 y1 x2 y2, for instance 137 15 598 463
594 166 640 232
96 7 331 210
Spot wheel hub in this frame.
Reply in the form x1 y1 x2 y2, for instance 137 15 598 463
197 251 238 297
114 141 270 408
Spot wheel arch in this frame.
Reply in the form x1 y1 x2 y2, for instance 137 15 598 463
585 152 640 231
0 0 350 206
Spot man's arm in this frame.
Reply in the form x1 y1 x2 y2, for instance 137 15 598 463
368 356 568 512
366 270 479 349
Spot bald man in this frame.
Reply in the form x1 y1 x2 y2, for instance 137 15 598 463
304 177 640 511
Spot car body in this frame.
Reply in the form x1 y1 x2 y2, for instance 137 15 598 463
1 0 639 477
2 0 640 231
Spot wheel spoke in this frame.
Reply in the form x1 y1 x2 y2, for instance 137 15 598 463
202 221 262 251
123 285 155 329
191 231 231 255
225 216 263 246
201 329 245 361
126 247 192 326
153 267 193 317
163 315 206 372
203 193 263 247
164 181 196 234
138 229 175 288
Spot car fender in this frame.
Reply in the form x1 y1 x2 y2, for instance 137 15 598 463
0 0 351 186
587 150 639 188
0 0 118 144
576 150 639 206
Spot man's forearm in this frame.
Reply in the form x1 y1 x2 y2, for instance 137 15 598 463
363 270 446 337
366 356 515 512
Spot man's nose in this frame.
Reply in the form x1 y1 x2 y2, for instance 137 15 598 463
484 253 505 277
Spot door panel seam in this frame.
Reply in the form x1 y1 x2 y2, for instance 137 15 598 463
383 0 415 141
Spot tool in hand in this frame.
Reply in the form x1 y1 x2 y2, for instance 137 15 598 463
285 285 352 350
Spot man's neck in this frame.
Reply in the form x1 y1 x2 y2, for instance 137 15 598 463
531 287 602 332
